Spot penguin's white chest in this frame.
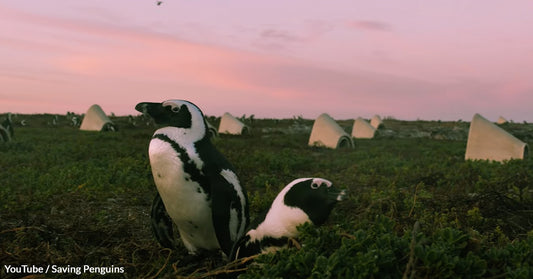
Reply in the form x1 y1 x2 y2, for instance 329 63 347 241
148 138 219 252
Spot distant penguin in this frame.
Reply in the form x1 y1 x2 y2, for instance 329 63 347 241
128 115 138 127
0 114 14 142
231 178 345 260
70 116 78 127
135 100 249 257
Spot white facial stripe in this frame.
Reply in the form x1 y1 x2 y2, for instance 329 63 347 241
312 178 332 188
162 101 181 112
157 100 206 144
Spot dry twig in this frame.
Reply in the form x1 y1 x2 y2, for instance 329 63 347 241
340 232 357 240
0 226 46 234
191 254 260 278
148 248 173 279
402 220 420 279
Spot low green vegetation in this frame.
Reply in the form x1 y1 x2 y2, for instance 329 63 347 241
1 114 532 278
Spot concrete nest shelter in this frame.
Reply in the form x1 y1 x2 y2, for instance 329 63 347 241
218 112 249 135
465 113 528 161
79 104 117 132
370 115 383 129
497 116 508 124
308 113 353 149
351 117 377 139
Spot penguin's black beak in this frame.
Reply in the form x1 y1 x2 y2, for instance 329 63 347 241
135 102 158 115
327 186 347 202
135 102 170 124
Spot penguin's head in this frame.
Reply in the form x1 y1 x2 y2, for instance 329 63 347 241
135 99 208 140
283 178 346 226
230 177 345 260
135 100 203 127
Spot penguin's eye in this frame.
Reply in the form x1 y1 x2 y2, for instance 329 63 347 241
311 182 320 189
171 106 180 113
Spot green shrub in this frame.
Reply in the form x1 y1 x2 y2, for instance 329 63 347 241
1 117 532 278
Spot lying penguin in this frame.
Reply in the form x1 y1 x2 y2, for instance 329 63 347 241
135 100 249 257
231 177 345 260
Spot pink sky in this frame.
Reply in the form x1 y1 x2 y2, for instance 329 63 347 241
1 1 533 121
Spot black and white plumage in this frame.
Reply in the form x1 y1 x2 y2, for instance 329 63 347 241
150 192 177 249
231 177 345 260
135 100 249 257
0 114 14 142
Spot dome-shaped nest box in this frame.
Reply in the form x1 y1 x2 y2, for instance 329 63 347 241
80 104 117 132
218 112 249 135
370 115 383 129
308 113 353 149
465 113 527 161
352 117 376 139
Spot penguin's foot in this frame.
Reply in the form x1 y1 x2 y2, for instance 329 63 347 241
177 249 226 270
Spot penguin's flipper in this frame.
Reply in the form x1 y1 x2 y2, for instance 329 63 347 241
150 192 177 249
210 183 235 256
210 171 248 257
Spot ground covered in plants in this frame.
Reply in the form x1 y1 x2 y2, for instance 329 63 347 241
1 114 532 278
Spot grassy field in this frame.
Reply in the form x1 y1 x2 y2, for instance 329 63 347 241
1 114 532 278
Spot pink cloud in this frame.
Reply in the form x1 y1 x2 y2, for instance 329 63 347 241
347 20 392 32
0 9 493 120
252 20 333 51
260 29 304 42
0 7 313 114
2 4 533 122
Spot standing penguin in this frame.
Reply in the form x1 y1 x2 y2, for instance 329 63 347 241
0 114 14 142
231 177 345 260
135 100 249 257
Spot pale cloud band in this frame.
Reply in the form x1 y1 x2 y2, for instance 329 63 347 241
1 2 532 121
